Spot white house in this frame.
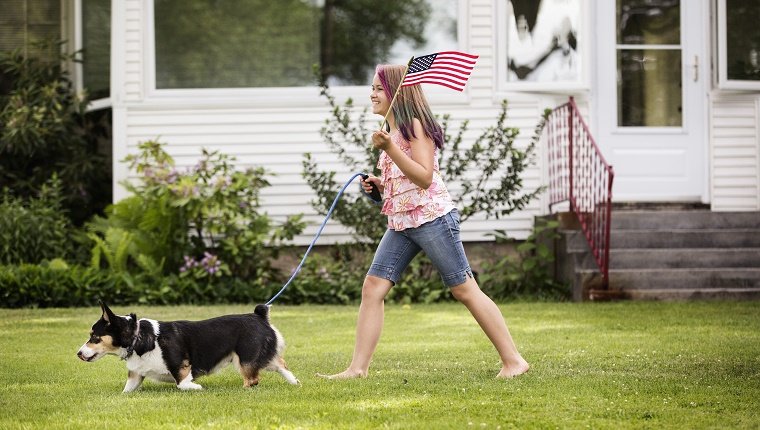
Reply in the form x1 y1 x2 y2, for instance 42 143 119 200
7 0 760 245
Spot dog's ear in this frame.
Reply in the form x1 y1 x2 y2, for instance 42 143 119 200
100 301 116 324
129 313 138 331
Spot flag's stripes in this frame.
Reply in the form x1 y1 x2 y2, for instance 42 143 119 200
436 50 479 61
403 73 467 87
401 51 479 92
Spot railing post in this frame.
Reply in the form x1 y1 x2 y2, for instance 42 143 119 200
604 168 614 289
568 96 574 207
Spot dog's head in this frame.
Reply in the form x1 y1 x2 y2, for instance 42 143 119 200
77 301 137 362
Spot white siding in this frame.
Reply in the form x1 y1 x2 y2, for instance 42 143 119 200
710 94 760 211
124 0 143 101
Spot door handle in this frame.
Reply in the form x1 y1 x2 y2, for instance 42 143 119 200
692 55 699 82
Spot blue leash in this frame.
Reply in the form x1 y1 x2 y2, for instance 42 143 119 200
265 172 381 306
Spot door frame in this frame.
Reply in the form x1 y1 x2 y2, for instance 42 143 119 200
591 0 711 203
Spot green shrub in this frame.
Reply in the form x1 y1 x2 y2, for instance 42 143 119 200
0 262 284 308
0 41 111 226
479 219 570 300
0 176 74 265
0 263 123 308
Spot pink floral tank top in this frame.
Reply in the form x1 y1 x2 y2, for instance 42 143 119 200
377 130 455 231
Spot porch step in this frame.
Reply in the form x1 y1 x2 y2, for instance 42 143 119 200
581 267 760 289
574 248 760 269
549 210 760 301
611 211 760 229
567 229 760 250
589 287 760 301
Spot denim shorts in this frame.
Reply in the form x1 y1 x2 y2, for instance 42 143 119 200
367 209 474 288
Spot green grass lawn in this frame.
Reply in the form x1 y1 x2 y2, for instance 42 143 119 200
0 301 758 429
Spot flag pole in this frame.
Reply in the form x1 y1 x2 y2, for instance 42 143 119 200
379 56 415 132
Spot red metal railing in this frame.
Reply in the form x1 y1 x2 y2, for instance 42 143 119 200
545 97 615 288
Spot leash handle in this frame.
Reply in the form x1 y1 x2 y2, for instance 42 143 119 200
360 174 383 204
265 172 372 305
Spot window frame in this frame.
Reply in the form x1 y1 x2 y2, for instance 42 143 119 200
143 0 471 106
716 0 760 91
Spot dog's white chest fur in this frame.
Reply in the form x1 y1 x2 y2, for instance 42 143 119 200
125 319 173 383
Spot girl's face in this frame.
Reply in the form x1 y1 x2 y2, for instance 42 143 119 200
370 74 390 116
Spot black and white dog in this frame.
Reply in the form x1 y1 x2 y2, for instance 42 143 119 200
77 302 299 392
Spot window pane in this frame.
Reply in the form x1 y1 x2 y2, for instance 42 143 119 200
726 0 760 81
82 0 110 100
617 0 680 45
617 49 682 127
321 0 450 86
154 0 455 88
0 0 61 60
155 0 320 88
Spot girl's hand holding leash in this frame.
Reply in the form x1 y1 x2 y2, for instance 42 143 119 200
361 175 383 196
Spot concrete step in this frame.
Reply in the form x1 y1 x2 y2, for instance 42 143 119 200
567 229 760 250
612 211 760 230
590 288 760 301
550 211 760 301
573 248 760 270
592 267 760 290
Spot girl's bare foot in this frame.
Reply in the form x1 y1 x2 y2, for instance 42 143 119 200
316 369 368 380
496 358 530 378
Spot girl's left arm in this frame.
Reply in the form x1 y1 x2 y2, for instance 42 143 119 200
372 118 434 189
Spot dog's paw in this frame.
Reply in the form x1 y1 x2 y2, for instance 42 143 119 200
177 380 203 390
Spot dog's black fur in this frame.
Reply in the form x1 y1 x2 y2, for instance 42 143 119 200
77 302 298 392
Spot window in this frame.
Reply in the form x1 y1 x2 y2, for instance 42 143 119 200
717 0 760 90
0 1 109 105
616 0 682 127
81 0 110 101
152 0 457 89
498 0 586 90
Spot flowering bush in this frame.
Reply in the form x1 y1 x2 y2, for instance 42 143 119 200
180 252 229 279
87 140 304 287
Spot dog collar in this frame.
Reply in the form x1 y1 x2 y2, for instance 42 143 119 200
122 322 140 360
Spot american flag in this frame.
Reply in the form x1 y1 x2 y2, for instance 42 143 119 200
401 51 479 92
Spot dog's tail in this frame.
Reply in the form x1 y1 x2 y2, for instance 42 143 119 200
254 304 270 320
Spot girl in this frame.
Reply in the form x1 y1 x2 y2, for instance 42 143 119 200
321 64 530 379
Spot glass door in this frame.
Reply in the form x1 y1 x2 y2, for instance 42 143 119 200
616 0 682 127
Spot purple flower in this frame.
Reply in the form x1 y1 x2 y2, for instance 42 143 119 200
166 169 179 184
180 255 199 274
200 252 222 275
